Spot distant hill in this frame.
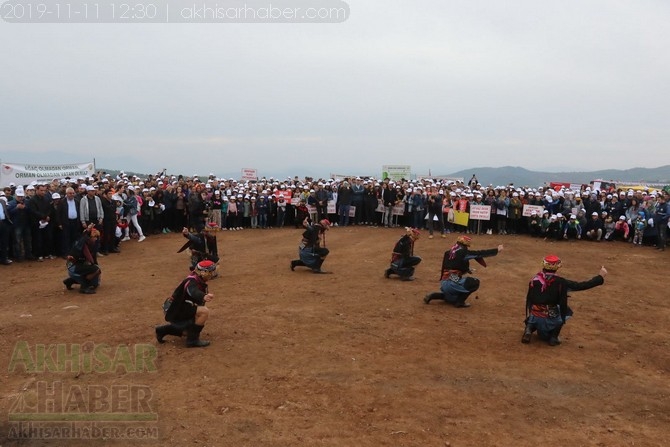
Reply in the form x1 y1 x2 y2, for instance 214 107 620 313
445 166 670 188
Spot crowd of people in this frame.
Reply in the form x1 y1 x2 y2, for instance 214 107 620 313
0 171 667 266
1 169 650 347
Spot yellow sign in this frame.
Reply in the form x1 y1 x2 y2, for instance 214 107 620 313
453 210 469 226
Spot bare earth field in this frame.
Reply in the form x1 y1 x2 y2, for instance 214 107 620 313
0 226 668 447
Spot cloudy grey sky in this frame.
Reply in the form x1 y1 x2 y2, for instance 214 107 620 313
1 0 669 179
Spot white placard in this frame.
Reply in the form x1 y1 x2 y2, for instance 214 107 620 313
523 204 545 217
1 161 95 186
469 204 491 221
241 168 258 181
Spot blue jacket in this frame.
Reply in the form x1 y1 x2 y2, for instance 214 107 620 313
654 201 669 225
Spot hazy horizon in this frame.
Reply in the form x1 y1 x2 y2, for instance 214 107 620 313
2 1 669 177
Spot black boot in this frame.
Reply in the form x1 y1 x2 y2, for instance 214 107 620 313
186 324 210 348
384 268 393 279
452 292 472 308
548 327 562 346
155 324 183 344
79 280 96 294
521 324 533 344
63 278 75 290
423 292 443 304
291 260 305 271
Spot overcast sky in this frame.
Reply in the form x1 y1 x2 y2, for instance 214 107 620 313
1 0 669 179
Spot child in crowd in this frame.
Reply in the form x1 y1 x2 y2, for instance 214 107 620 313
603 214 615 241
632 211 647 245
563 214 582 240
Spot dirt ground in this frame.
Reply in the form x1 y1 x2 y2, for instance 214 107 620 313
0 226 668 447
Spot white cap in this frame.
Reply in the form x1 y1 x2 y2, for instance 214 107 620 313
592 212 598 216
86 185 95 191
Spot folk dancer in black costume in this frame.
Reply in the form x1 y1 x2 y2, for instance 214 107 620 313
157 260 217 348
178 223 220 272
290 218 331 273
423 235 503 308
63 225 102 294
384 227 422 281
522 255 607 346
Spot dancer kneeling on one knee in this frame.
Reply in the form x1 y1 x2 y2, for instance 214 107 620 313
157 260 217 348
424 236 503 308
63 225 102 295
291 218 331 274
385 227 422 281
522 255 607 346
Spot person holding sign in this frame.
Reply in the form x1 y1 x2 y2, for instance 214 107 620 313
423 236 503 308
